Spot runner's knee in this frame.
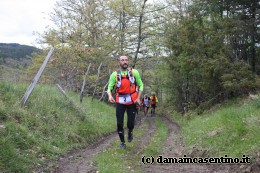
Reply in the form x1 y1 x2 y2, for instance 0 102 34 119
117 123 124 132
127 123 134 131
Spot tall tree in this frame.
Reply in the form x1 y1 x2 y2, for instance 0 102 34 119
162 0 258 112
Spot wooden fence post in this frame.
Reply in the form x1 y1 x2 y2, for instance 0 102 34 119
99 69 110 102
21 48 55 107
80 63 91 103
92 63 102 101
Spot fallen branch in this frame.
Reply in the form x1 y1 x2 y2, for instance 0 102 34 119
99 82 108 101
56 84 86 120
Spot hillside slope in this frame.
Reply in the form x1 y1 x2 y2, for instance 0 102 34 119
0 81 115 173
0 81 259 173
0 43 40 82
161 94 260 159
0 43 40 60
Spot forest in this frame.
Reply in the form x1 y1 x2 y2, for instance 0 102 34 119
0 43 39 61
28 0 259 112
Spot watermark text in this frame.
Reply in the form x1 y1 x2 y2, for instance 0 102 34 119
141 155 251 164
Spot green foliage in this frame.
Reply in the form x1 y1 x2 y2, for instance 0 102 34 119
220 61 256 93
32 0 168 97
0 81 115 173
162 1 258 112
27 46 111 98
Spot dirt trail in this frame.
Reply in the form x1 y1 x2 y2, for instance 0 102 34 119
42 115 153 173
36 113 258 173
136 116 156 152
54 132 118 173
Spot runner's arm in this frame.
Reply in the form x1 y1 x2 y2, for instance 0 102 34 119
133 69 143 105
107 72 117 103
133 69 143 92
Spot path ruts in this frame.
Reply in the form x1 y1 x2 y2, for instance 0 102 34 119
136 116 157 153
142 115 252 173
39 114 154 173
53 133 118 173
36 113 257 173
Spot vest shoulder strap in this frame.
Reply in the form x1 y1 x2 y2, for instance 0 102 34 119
116 69 121 88
116 68 135 87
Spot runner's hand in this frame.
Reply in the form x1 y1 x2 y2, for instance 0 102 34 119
108 95 115 103
135 98 141 106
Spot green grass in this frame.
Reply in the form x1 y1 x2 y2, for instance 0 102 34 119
1 80 259 172
94 117 169 172
0 81 116 173
94 142 141 173
168 95 260 160
0 64 26 82
94 119 147 173
145 117 168 156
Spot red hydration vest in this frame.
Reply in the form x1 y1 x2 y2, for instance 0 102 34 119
115 68 138 105
150 96 156 105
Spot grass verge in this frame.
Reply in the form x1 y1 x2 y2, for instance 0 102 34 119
144 117 168 156
164 94 260 162
0 81 115 173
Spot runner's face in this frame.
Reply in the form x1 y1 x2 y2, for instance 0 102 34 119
118 56 128 70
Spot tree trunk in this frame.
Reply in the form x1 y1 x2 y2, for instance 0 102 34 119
133 0 147 68
250 0 256 73
120 0 126 54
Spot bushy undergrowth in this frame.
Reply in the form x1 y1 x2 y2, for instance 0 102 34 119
0 81 115 173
